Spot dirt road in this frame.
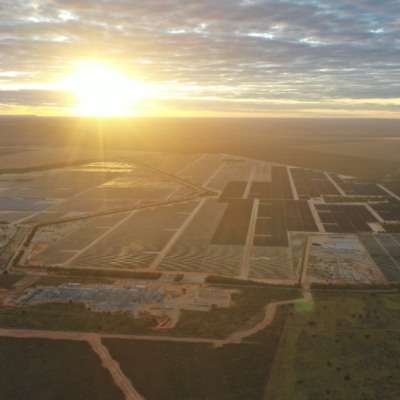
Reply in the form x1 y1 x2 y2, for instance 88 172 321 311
88 336 145 400
224 298 306 344
0 294 308 398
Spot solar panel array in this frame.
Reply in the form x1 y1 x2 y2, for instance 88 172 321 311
157 244 243 277
249 246 294 280
330 174 387 196
360 234 400 281
23 154 400 283
385 185 400 197
211 199 254 245
290 168 340 199
371 203 400 221
247 166 293 200
315 204 376 233
254 200 318 247
219 181 247 201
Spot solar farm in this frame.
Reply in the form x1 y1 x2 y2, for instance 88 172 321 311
2 151 400 285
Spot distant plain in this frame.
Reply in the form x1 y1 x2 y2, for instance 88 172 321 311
1 117 400 181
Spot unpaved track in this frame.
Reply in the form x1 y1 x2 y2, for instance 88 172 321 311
0 328 146 400
224 298 306 344
0 296 308 398
88 336 145 400
0 328 222 344
0 295 306 348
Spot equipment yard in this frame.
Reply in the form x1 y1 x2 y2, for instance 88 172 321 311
306 235 386 284
19 282 235 329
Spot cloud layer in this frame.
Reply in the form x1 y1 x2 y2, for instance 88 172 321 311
0 0 399 116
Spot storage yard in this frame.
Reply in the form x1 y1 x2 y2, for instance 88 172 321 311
307 235 386 283
18 282 235 329
1 151 400 285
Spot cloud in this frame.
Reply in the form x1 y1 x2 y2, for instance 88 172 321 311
0 0 399 115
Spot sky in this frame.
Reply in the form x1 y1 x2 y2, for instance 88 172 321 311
0 0 399 117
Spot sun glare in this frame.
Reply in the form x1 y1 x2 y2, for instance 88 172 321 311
62 62 152 116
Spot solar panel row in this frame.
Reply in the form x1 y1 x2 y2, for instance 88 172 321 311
271 166 293 199
385 185 400 197
253 200 318 247
371 203 400 221
329 174 387 196
248 181 272 199
218 166 294 203
290 168 339 199
317 204 376 233
360 235 400 281
211 199 254 245
218 181 247 201
248 166 294 200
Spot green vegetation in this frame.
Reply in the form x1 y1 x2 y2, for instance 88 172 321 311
268 292 400 400
0 302 153 334
45 266 162 281
103 308 287 400
34 275 115 287
310 282 400 290
205 274 300 287
0 286 300 339
173 286 300 338
0 337 124 400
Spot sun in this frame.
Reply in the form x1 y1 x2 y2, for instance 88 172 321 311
62 62 150 116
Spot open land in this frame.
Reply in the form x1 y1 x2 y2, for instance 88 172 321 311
267 292 400 400
1 117 400 400
295 139 400 162
0 337 125 400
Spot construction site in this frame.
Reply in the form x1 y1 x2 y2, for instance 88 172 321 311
18 282 235 329
0 151 397 287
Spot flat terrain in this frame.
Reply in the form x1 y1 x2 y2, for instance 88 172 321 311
1 118 400 400
0 286 300 338
1 117 400 181
5 151 399 286
267 292 400 399
0 337 124 400
0 302 153 334
103 308 286 400
0 274 22 289
296 139 400 162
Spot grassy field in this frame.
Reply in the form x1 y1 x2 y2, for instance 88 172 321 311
0 286 300 338
0 302 153 334
171 286 300 338
43 266 162 280
34 275 115 287
267 292 400 400
103 308 287 400
0 337 124 400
